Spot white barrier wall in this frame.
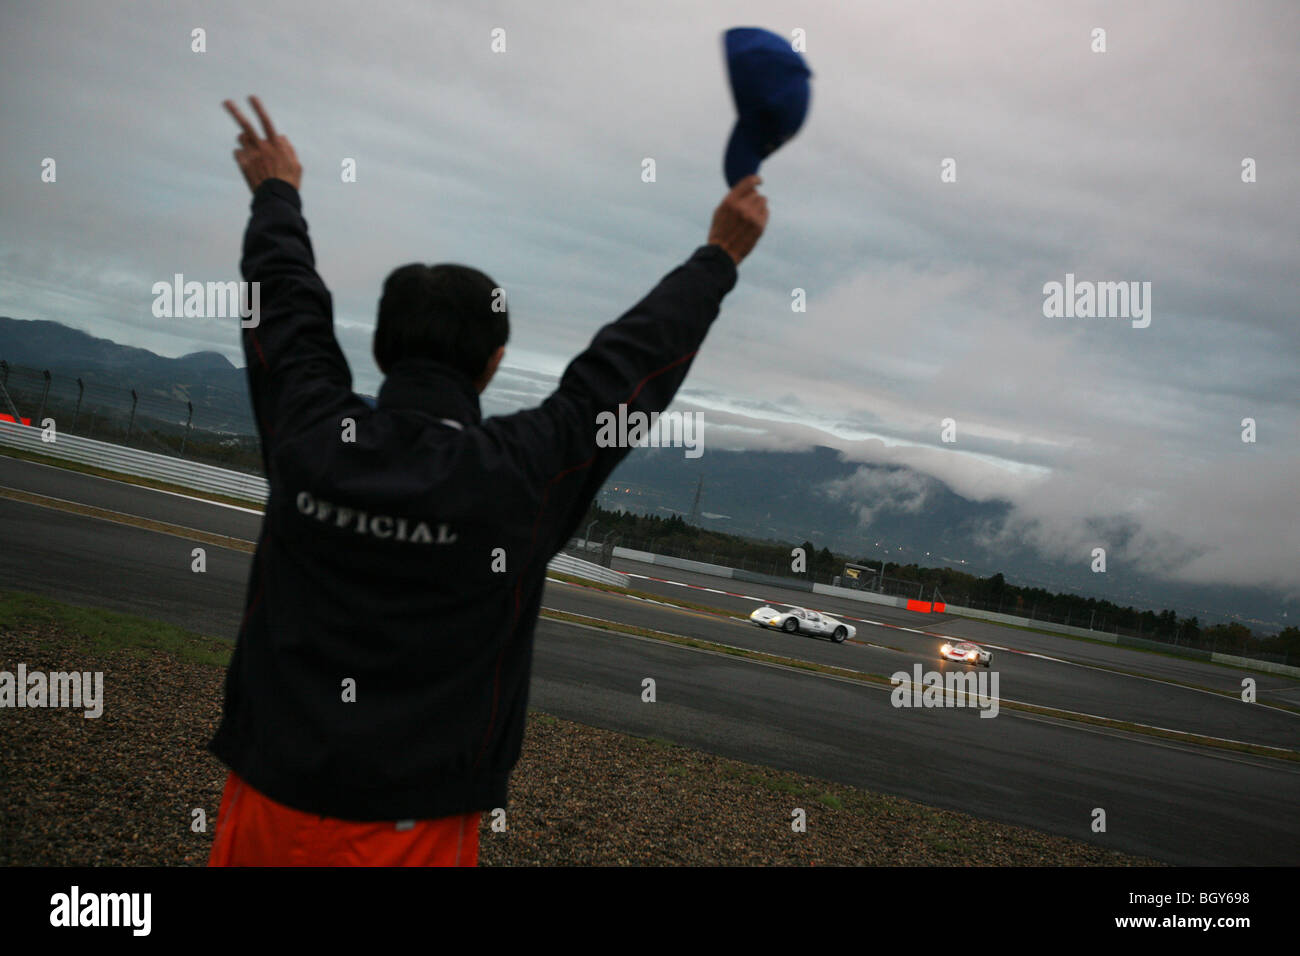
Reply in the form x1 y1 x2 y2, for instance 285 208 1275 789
1209 652 1300 677
610 547 657 565
610 546 737 579
941 603 1119 643
811 582 909 610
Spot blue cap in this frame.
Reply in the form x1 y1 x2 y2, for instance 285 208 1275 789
723 27 812 187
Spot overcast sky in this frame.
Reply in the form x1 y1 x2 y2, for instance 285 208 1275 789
2 1 1297 598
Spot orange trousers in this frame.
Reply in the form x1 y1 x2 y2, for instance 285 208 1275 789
208 771 481 866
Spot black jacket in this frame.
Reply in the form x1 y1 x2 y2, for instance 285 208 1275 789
209 178 738 820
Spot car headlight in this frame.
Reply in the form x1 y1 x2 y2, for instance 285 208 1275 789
941 644 951 653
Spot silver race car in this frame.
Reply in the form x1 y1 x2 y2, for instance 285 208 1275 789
750 605 855 644
940 641 993 667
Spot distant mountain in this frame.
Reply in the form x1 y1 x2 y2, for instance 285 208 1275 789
0 317 254 433
601 444 1008 558
0 317 240 377
177 349 239 371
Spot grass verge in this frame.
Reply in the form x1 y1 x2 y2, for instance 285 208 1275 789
0 588 233 669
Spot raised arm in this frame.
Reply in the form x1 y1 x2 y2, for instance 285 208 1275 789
488 176 769 554
223 96 351 453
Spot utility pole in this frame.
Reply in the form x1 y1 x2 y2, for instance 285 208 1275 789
687 475 703 526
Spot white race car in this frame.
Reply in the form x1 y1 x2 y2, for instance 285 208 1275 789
749 605 855 644
940 641 992 667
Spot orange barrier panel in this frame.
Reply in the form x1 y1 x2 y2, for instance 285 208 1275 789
906 599 933 613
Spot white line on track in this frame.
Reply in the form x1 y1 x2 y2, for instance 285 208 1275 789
2 457 264 515
0 484 257 548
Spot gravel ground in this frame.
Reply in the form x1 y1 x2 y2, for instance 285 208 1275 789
0 621 1154 866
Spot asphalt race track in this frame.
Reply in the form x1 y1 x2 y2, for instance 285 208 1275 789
2 455 1298 864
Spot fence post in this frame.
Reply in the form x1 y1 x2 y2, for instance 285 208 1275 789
127 389 138 441
180 401 194 457
36 370 51 427
0 367 23 423
72 378 84 432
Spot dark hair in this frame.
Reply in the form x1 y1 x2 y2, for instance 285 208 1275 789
373 263 509 380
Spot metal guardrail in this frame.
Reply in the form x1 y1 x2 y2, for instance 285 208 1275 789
0 420 268 501
2 420 632 589
548 552 630 587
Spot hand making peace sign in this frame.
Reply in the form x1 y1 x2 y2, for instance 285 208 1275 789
223 96 302 193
